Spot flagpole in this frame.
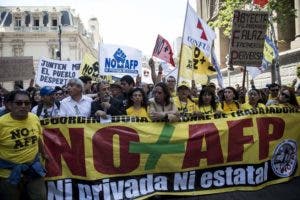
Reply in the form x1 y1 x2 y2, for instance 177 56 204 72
177 1 189 88
268 8 281 85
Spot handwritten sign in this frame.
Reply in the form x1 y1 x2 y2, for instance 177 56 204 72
229 10 268 67
35 57 81 87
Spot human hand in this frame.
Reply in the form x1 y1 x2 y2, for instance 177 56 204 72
101 102 111 110
95 110 107 118
158 63 163 73
150 112 164 121
168 114 179 122
149 58 155 68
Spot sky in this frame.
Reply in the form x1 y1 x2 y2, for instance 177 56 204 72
1 0 197 56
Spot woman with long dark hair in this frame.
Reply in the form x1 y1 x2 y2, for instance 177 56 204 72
221 86 240 113
148 82 179 122
197 87 222 114
268 87 299 108
126 87 150 120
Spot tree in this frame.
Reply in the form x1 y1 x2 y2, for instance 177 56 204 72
210 0 297 37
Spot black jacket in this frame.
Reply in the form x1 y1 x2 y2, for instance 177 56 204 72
90 97 125 118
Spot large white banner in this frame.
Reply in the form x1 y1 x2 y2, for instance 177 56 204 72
99 44 142 77
35 57 81 87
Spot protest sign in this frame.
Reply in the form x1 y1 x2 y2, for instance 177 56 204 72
79 53 100 81
35 57 81 87
229 10 268 67
99 44 142 77
0 56 34 81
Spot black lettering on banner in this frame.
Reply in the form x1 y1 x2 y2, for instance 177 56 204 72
40 75 67 85
72 63 81 71
41 67 49 75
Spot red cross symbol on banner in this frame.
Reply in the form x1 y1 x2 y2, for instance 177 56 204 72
197 19 208 41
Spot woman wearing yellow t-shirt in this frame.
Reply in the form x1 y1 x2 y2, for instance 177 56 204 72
197 86 222 115
222 86 240 114
126 87 150 121
241 89 266 110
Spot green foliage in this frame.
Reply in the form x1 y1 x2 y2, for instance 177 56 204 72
210 0 296 37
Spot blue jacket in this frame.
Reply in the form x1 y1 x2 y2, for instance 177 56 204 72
0 154 46 185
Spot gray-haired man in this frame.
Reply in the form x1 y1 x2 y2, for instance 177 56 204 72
59 78 92 117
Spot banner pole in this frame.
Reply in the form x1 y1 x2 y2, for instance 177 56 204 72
242 66 247 91
177 1 189 88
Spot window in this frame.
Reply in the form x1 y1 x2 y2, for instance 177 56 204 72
52 19 57 26
15 17 21 26
13 46 23 56
34 19 39 26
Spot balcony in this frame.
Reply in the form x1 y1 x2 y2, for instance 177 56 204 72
0 25 77 33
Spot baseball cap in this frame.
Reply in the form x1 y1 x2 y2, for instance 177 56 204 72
177 81 190 90
40 86 55 96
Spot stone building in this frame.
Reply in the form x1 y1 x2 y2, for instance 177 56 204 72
196 0 300 89
0 6 101 89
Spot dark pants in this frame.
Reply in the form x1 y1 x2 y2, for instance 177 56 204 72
0 176 46 200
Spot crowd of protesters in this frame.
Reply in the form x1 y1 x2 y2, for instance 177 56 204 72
0 59 300 122
0 58 299 199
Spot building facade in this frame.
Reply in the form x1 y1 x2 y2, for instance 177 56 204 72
0 6 101 89
196 0 300 89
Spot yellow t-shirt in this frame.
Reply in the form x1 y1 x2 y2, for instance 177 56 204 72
198 103 223 114
222 101 239 113
296 96 300 105
241 102 266 110
0 113 42 178
126 106 150 121
173 97 199 113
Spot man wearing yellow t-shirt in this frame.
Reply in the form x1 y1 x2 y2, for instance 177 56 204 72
173 84 199 117
0 90 47 200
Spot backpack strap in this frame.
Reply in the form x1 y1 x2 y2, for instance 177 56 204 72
36 103 44 117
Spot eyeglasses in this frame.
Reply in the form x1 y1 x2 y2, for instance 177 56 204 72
281 92 290 99
13 101 31 106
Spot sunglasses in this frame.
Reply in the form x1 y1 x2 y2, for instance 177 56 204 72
270 89 279 92
281 92 290 99
13 101 31 106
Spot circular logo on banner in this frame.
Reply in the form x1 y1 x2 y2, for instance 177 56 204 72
271 140 297 178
